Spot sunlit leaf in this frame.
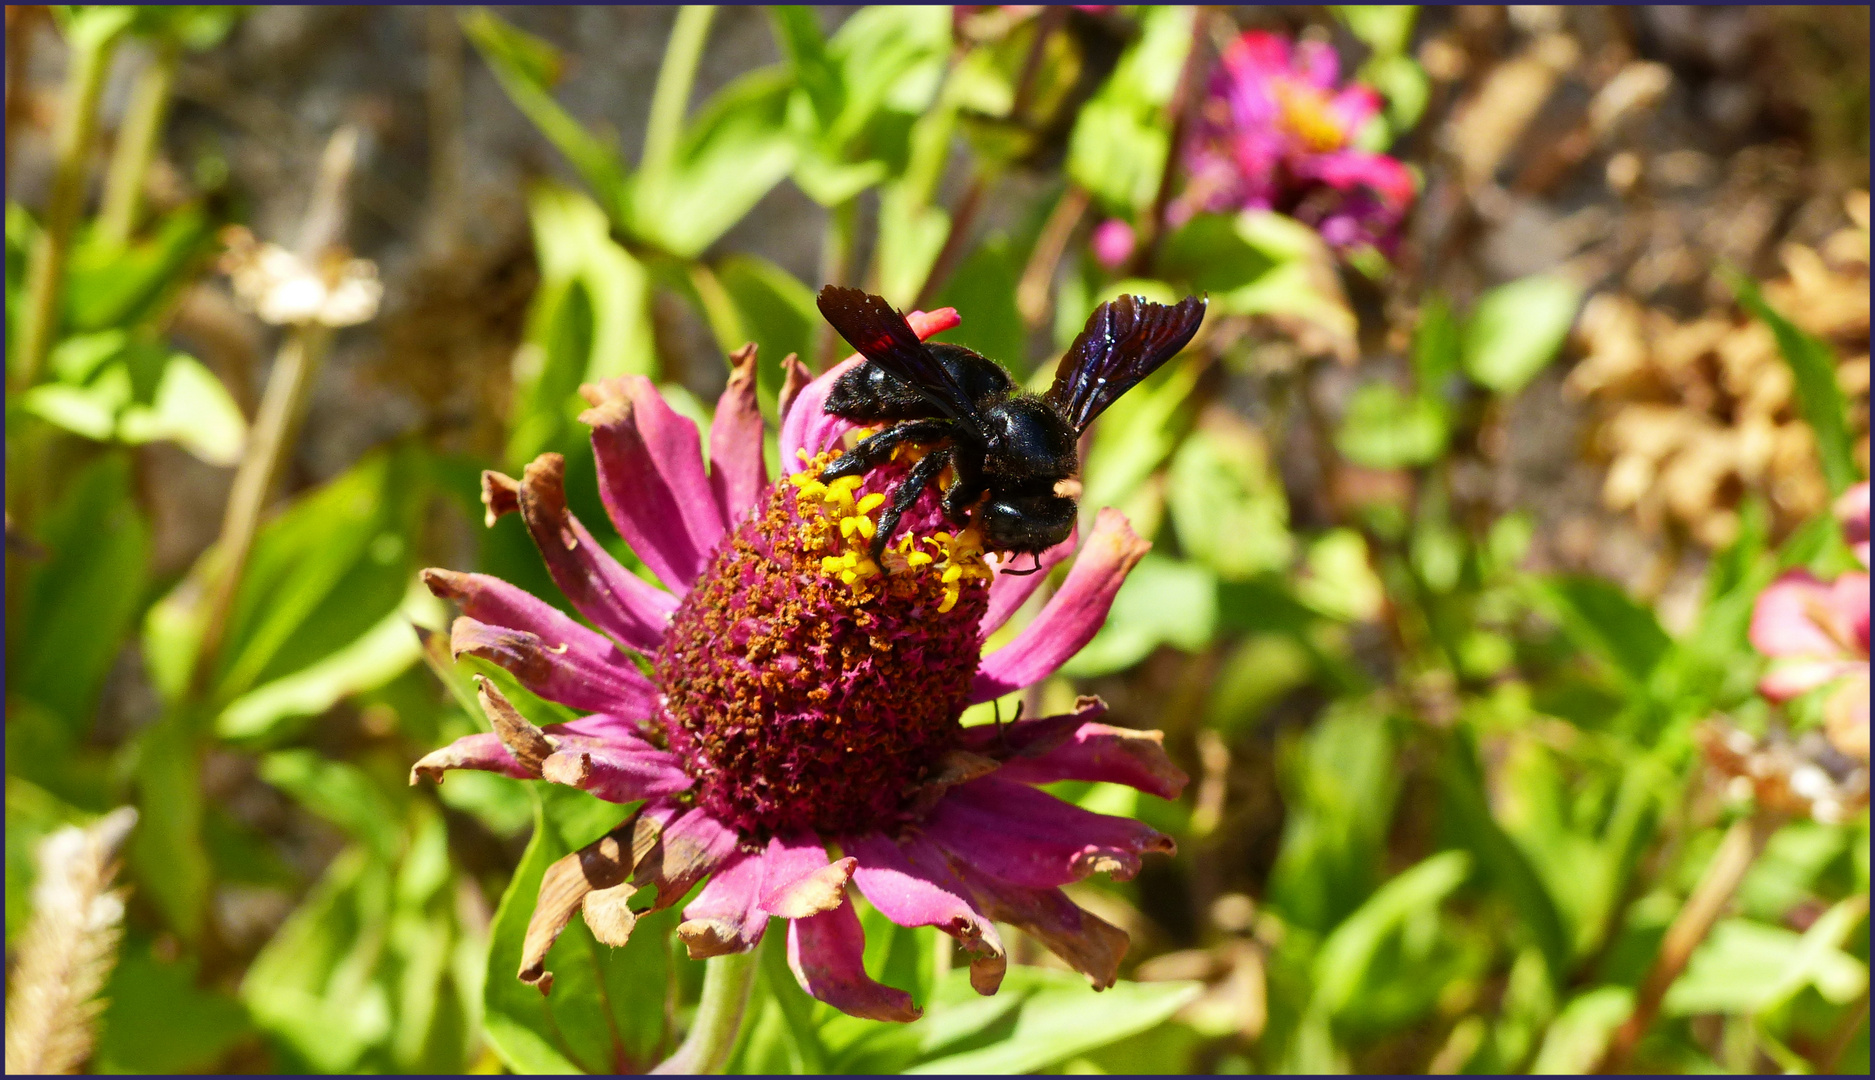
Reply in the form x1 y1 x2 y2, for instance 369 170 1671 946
1460 275 1581 395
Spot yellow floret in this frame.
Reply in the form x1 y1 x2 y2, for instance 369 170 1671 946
856 492 886 514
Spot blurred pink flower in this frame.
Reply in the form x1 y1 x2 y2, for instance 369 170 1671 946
1174 30 1415 255
1751 501 1870 760
1091 218 1137 269
413 310 1183 1021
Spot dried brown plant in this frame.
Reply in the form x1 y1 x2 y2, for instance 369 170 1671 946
4 808 139 1076
1569 192 1871 547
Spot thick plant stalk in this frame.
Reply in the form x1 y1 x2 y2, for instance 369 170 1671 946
189 127 360 696
4 808 139 1076
1596 812 1780 1073
13 17 124 392
97 40 180 247
650 952 758 1075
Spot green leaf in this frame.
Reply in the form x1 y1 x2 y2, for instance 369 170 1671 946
1061 554 1218 677
1529 986 1632 1074
1413 293 1460 390
12 453 150 729
510 183 655 466
1460 274 1581 395
1167 418 1295 580
1534 575 1672 687
1334 5 1418 55
242 847 396 1071
933 235 1025 372
1336 381 1449 468
1080 348 1204 511
630 67 798 258
461 9 628 208
217 582 442 743
95 936 253 1072
1066 5 1193 214
1731 271 1859 494
716 253 817 406
768 6 841 130
904 967 1203 1074
64 205 213 330
1310 850 1471 1018
257 751 404 859
1437 729 1573 986
1664 916 1867 1016
481 785 665 1075
115 352 248 466
1268 700 1398 932
129 710 211 938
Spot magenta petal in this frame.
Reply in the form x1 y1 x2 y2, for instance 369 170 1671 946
512 455 679 652
972 508 1149 702
629 806 740 911
423 566 668 664
409 732 531 783
580 377 725 592
924 777 1174 888
778 307 961 466
787 895 922 1023
961 702 1188 800
848 833 1006 994
979 523 1079 639
538 736 693 804
757 833 854 919
1752 571 1854 660
678 851 770 957
780 356 864 467
946 861 1129 990
710 347 769 529
448 616 655 717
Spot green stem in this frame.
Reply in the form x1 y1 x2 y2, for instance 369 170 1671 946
188 126 360 699
13 21 122 392
188 323 333 697
641 5 715 179
651 951 757 1075
97 40 179 248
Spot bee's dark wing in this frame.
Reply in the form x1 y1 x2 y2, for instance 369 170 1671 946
1045 294 1206 432
816 286 979 425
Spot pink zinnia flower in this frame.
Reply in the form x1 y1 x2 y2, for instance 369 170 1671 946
1751 484 1870 762
412 310 1185 1021
1174 30 1415 255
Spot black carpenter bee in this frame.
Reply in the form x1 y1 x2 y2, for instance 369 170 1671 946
816 285 1206 569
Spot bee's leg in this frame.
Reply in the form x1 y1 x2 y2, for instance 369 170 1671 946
940 451 986 525
819 419 953 482
870 448 951 563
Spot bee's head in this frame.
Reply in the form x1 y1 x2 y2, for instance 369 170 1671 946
979 490 1076 555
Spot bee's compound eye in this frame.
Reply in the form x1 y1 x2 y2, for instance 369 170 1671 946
980 492 1076 552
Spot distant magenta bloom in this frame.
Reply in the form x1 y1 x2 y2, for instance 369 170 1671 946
1091 218 1137 270
413 309 1185 1021
1750 482 1871 761
1174 30 1415 254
